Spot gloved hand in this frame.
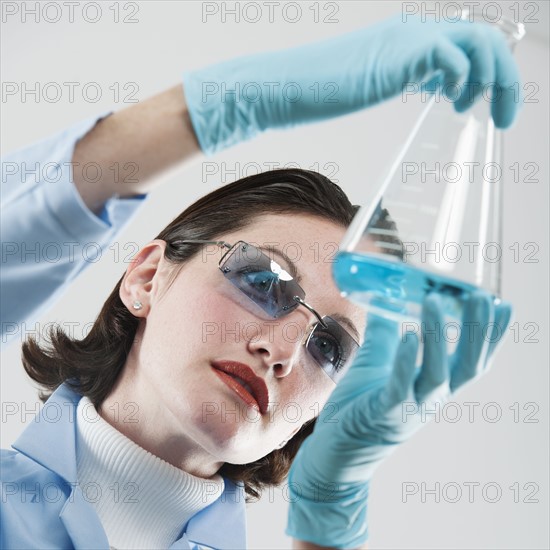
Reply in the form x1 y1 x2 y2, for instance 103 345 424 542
285 291 512 549
183 15 521 155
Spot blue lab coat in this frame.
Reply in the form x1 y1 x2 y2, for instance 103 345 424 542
1 117 248 548
1 382 248 549
1 113 144 346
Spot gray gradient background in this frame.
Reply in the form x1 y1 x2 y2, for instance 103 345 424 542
1 1 548 548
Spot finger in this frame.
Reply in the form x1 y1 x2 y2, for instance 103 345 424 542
414 294 449 404
489 28 522 128
385 330 419 409
429 39 470 92
352 312 401 381
448 25 495 112
485 300 513 365
414 35 470 100
329 312 402 408
449 290 493 392
351 331 418 441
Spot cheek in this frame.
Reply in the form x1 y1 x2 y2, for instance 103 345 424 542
302 382 334 418
273 372 335 427
151 274 230 340
194 291 259 347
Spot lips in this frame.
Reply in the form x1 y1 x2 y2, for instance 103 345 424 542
211 360 269 415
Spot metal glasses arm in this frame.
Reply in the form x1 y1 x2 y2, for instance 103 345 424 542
171 240 233 250
293 296 328 329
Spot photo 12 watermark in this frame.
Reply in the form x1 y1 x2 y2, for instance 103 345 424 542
193 239 341 265
401 2 540 24
1 240 142 267
1 480 142 505
201 398 338 425
201 1 340 24
400 160 540 185
1 160 140 185
200 80 339 106
400 241 540 265
2 81 140 104
402 80 540 105
1 2 140 24
1 399 140 426
401 318 540 345
401 400 540 424
202 161 340 184
402 481 540 503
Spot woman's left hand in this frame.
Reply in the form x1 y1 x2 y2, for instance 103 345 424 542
285 291 512 549
184 15 521 155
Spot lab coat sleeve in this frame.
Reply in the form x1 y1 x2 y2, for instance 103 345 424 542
0 114 147 346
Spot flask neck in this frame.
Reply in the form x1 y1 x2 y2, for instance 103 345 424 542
460 8 525 50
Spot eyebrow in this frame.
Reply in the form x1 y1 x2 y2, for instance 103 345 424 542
330 313 361 343
258 245 360 343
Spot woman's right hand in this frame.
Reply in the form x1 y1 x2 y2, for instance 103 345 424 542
285 291 512 549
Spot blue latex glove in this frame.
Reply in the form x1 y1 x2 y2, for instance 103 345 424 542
285 291 512 549
183 15 521 155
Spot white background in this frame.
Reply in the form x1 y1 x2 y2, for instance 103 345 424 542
1 1 549 549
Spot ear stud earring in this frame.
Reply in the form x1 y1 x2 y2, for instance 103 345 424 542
132 301 143 310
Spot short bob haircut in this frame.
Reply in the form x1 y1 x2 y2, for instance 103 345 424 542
22 168 401 502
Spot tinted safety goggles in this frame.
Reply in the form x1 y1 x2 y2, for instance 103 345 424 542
173 240 360 383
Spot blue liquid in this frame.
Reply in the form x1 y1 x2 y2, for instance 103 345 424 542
333 252 496 322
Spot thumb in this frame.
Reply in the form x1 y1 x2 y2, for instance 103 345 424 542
414 38 470 95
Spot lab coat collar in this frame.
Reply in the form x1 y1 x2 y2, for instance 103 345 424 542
184 476 247 549
12 381 109 548
12 380 81 483
11 382 248 549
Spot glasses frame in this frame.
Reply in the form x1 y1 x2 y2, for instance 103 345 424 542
170 239 360 381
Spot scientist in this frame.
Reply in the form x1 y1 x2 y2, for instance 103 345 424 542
1 14 518 550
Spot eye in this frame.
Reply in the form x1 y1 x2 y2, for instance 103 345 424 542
239 267 278 295
309 330 346 371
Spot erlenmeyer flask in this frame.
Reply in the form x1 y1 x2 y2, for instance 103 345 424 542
333 13 525 322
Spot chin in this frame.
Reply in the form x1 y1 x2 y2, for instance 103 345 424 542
220 449 270 466
205 430 272 464
191 418 245 452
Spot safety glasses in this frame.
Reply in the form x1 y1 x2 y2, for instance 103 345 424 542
172 240 359 383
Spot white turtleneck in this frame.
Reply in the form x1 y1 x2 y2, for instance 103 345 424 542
75 395 224 550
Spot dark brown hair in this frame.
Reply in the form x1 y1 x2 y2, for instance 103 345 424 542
22 168 401 502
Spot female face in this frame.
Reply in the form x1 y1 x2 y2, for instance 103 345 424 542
114 213 366 473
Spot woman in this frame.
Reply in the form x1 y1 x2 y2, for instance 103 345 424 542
1 14 517 550
1 168 509 550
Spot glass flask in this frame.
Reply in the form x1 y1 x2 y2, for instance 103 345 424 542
333 14 525 322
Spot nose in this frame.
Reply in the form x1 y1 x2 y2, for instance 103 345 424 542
246 312 314 378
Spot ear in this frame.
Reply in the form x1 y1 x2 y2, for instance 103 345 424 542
119 240 168 317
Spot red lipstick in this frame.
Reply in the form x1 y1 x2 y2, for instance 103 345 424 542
211 360 269 415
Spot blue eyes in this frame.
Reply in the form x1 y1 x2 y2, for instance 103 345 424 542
309 330 345 372
236 267 346 372
241 269 277 294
